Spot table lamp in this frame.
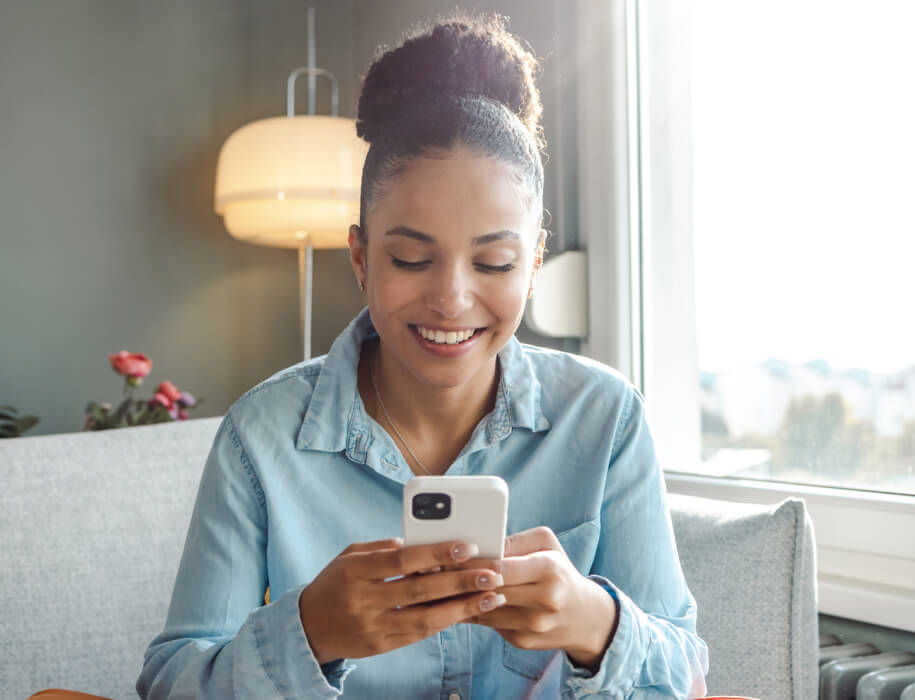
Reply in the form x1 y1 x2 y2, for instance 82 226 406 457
214 8 367 360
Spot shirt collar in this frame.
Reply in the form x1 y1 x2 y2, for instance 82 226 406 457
296 308 550 455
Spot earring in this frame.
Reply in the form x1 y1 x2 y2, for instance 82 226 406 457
359 279 366 293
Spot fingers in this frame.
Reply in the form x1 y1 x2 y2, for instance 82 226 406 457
376 568 504 608
449 551 561 587
504 526 560 557
383 590 508 642
340 538 403 556
354 540 482 581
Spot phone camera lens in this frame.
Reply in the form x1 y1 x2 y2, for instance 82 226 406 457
413 492 451 520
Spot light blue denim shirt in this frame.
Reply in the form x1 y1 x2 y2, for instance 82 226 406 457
137 309 709 699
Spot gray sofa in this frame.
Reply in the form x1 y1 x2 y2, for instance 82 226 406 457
0 417 819 699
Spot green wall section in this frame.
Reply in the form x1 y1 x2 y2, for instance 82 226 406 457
1 1 574 436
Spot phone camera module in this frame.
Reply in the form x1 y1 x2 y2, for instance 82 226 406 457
412 492 450 520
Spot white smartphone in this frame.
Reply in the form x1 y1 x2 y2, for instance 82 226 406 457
403 475 509 559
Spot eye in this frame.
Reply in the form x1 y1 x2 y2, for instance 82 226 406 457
390 256 431 270
475 262 516 273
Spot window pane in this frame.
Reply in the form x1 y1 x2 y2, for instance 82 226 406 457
687 0 915 495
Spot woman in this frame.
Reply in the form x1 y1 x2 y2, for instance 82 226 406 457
138 14 709 699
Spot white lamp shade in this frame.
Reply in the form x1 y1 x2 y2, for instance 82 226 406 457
214 115 368 249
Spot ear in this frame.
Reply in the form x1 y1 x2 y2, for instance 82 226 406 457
348 225 367 292
527 230 547 299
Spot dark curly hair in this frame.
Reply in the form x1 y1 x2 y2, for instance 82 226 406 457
356 12 545 241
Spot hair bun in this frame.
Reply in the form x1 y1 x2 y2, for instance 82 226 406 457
357 14 543 147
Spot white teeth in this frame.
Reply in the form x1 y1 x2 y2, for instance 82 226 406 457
416 326 477 344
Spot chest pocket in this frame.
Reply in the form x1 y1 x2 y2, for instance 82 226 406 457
502 517 601 682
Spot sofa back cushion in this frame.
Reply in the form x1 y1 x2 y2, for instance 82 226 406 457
0 419 818 700
0 417 222 700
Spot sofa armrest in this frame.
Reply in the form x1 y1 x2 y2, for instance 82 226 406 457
669 493 818 700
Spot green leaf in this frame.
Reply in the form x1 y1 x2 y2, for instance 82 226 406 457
15 416 38 433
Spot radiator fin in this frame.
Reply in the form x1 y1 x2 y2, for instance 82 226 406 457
821 652 915 699
819 637 915 700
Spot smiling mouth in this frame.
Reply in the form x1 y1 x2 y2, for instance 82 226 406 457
410 325 486 345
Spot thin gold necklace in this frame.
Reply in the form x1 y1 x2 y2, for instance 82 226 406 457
370 348 432 475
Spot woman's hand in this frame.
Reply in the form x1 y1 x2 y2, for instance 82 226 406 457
297 538 506 665
465 527 618 671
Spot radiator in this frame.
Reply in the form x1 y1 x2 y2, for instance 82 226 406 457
819 633 915 699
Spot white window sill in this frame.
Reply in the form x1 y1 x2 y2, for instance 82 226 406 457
665 471 915 632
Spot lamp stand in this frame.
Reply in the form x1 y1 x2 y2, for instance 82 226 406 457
298 237 314 360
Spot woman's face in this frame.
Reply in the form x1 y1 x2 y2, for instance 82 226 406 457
350 147 543 390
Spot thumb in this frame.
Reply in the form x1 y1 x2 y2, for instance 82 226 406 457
504 527 560 557
340 537 404 556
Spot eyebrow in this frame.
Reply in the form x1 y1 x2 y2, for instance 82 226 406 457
384 226 521 245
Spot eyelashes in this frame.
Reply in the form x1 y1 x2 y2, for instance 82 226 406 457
390 256 516 273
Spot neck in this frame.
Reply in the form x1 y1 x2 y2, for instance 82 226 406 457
360 340 501 471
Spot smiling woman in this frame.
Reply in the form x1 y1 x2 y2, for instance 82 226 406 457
135 11 710 700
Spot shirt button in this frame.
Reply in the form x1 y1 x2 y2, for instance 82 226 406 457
449 693 461 700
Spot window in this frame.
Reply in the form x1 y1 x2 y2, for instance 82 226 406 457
667 0 914 497
575 0 915 630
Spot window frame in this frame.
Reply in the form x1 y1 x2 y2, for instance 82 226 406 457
576 0 915 632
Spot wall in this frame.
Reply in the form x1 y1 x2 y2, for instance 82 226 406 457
0 0 577 437
0 0 362 436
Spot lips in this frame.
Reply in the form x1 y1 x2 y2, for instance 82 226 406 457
410 324 485 346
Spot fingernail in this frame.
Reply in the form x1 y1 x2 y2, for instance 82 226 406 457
477 573 504 589
452 543 479 560
480 593 507 611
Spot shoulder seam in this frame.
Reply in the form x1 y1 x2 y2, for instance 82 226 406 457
226 411 268 517
610 387 636 457
237 366 322 404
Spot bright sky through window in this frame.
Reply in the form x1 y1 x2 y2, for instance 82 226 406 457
690 0 915 375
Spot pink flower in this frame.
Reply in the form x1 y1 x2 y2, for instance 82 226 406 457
178 409 189 421
109 351 152 378
152 392 174 410
157 381 181 404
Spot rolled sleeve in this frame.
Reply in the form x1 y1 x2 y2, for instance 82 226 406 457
563 580 708 698
251 585 355 696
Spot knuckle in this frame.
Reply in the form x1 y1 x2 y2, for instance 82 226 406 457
542 588 563 612
412 615 435 637
437 542 457 564
337 563 356 584
542 554 562 578
467 595 487 617
394 547 411 572
529 614 551 634
340 596 359 616
404 580 426 603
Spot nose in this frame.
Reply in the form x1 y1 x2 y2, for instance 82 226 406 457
426 261 474 319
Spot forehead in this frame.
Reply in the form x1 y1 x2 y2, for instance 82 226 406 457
368 150 537 240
